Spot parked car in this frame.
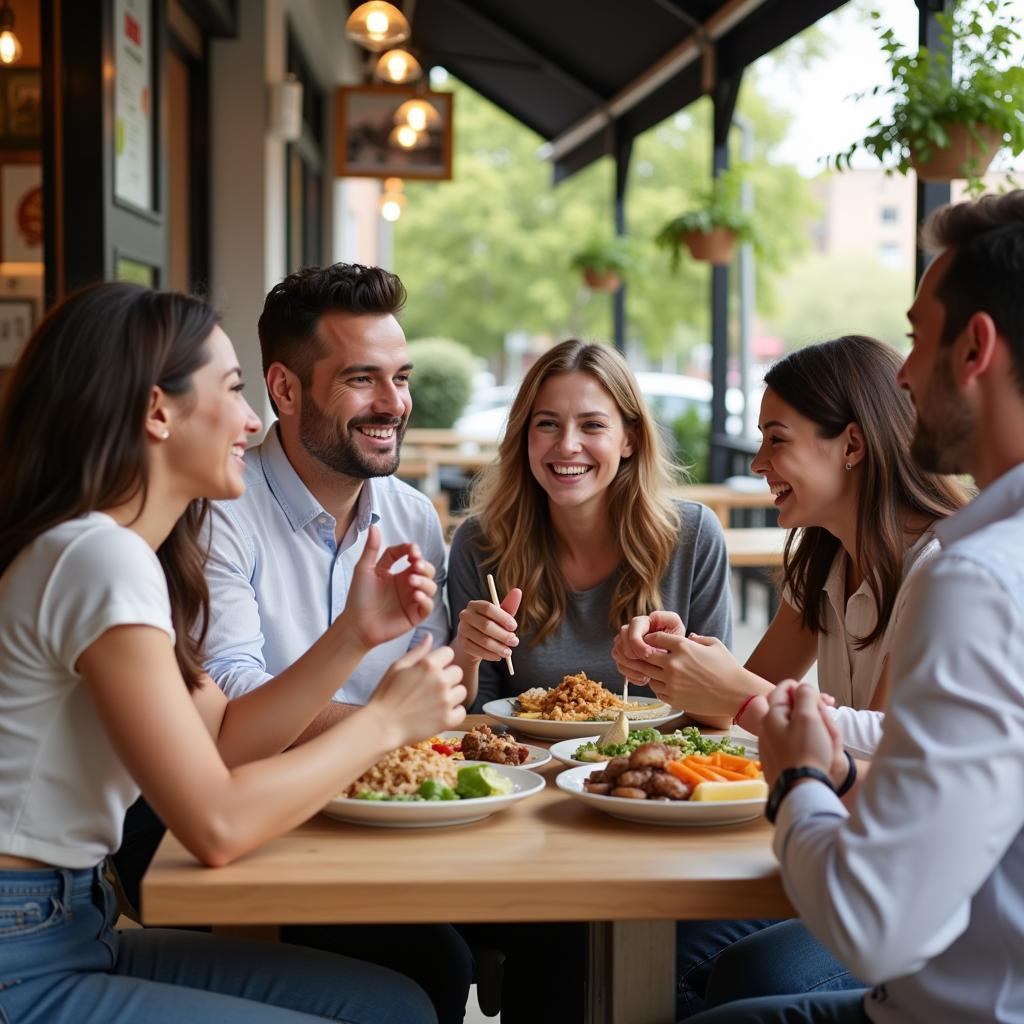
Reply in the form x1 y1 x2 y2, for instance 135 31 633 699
453 373 752 443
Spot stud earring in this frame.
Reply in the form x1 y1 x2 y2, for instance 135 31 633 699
845 462 852 471
162 430 170 440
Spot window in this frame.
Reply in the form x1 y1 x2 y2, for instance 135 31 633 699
878 242 904 268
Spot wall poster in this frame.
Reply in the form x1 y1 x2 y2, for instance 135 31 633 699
113 0 154 211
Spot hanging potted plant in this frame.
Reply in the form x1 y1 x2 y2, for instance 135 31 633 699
655 168 757 268
569 236 633 292
833 0 1024 189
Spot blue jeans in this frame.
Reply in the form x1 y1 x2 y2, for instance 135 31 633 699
686 990 871 1023
677 920 861 1019
0 866 437 1024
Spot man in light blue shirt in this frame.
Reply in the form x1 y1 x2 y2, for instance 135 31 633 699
205 263 449 735
689 195 1024 1023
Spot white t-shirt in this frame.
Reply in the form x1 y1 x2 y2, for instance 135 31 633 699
0 513 174 868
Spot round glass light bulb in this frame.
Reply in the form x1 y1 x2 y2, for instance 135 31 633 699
0 30 22 65
396 125 417 148
381 199 403 222
366 10 389 36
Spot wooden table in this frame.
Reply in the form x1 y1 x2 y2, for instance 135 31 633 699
723 527 787 568
673 483 777 527
142 719 790 1024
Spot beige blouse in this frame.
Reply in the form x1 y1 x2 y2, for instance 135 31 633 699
809 530 939 710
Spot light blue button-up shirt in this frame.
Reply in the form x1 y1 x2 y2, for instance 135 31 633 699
204 424 449 705
774 461 1024 1023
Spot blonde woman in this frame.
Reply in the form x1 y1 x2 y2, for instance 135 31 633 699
447 338 732 715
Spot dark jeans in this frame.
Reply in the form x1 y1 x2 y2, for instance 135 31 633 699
686 990 871 1023
112 798 474 1024
677 920 862 1019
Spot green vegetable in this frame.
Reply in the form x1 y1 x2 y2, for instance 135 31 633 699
573 726 747 761
456 764 514 798
417 779 459 801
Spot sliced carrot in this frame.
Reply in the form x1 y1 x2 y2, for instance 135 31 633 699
712 752 760 772
702 765 751 781
666 760 706 788
682 758 730 782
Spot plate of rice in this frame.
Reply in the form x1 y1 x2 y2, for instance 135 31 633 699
482 672 683 740
322 746 545 828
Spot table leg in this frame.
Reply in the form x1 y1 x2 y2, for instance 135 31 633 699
587 920 676 1024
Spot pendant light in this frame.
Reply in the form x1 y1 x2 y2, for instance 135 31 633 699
374 48 422 84
392 98 440 133
388 123 426 150
345 2 410 53
0 1 23 65
380 177 406 221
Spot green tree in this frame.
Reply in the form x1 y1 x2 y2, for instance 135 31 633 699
394 69 819 366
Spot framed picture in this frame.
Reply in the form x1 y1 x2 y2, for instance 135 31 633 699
335 86 453 181
113 0 156 212
1 159 43 263
0 68 41 148
0 297 35 367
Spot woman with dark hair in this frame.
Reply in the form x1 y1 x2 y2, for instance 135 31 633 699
445 338 733 1024
0 282 466 1024
612 335 970 1019
614 334 969 742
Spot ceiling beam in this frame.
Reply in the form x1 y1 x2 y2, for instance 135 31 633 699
538 0 769 163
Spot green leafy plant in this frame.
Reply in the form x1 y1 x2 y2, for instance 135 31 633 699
832 0 1024 192
406 337 477 428
671 406 709 483
568 235 634 277
655 167 759 270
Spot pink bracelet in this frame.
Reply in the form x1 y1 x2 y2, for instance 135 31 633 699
732 694 757 725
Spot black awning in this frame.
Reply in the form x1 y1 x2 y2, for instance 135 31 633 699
409 0 847 181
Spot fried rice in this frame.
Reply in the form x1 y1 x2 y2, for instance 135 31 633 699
345 745 459 797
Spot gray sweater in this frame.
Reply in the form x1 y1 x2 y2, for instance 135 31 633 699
446 501 733 710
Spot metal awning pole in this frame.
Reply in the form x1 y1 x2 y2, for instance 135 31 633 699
613 129 632 354
709 72 741 482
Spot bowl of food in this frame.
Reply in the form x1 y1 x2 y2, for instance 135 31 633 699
323 744 545 828
556 742 767 826
549 726 757 768
482 671 682 740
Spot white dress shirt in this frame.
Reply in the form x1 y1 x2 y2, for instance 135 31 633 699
774 461 1024 1023
204 425 450 705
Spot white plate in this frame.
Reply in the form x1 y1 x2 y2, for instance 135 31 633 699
549 731 758 768
435 730 552 772
322 762 546 829
481 696 684 740
556 763 766 827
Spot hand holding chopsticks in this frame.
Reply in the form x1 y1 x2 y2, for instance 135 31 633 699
486 574 515 676
453 576 523 671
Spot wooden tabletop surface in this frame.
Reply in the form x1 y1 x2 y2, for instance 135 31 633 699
142 718 790 927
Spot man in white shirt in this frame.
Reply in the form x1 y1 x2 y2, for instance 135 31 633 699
690 190 1024 1023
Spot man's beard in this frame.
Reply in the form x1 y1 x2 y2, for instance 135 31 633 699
298 391 405 479
910 354 973 475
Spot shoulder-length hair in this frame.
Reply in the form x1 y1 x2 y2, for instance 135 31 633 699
470 339 681 644
769 335 970 648
0 282 221 690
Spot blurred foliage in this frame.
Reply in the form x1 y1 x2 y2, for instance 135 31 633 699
406 337 476 428
394 68 819 364
672 407 710 483
761 252 914 352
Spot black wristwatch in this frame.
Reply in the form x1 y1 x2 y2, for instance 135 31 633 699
835 750 857 798
765 766 835 824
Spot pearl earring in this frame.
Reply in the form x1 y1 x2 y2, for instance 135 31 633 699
845 462 852 471
161 430 170 440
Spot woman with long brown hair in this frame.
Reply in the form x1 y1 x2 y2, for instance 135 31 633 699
0 282 465 1024
447 337 732 710
614 334 969 742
